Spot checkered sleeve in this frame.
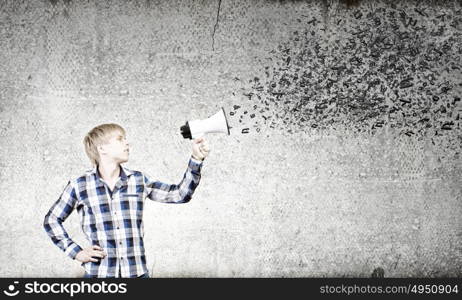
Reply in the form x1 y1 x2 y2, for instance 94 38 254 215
144 156 203 204
43 180 83 260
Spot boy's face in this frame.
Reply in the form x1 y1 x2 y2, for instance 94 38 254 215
98 130 129 164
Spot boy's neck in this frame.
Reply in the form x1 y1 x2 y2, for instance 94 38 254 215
97 161 121 182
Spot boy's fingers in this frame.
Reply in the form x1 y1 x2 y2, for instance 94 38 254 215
90 258 99 262
92 251 105 258
92 245 102 250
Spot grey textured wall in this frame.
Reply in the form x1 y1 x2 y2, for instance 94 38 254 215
0 0 461 277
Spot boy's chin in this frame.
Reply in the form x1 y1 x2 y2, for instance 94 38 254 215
118 157 129 164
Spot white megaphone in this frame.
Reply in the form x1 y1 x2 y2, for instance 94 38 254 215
180 107 231 139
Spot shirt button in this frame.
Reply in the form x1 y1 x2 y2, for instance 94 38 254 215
119 242 122 245
117 227 120 229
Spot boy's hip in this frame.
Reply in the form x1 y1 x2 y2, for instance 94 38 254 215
82 254 149 278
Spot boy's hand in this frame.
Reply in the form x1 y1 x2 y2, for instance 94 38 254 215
75 245 107 263
192 137 210 161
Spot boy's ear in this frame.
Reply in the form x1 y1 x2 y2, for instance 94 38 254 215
97 144 106 155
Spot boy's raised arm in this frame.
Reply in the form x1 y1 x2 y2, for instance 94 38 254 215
43 181 83 260
144 156 203 204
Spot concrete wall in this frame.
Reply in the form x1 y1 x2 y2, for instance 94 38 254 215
0 0 461 277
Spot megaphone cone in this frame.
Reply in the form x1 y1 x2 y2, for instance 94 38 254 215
180 107 231 139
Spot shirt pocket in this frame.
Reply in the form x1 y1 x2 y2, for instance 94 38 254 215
122 193 144 219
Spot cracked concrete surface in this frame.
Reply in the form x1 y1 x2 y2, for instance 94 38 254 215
211 0 222 51
0 0 461 277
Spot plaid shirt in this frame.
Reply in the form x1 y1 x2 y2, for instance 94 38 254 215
43 157 203 278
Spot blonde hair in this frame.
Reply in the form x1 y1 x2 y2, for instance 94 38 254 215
83 123 126 166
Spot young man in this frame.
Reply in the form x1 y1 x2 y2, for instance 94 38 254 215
43 123 210 278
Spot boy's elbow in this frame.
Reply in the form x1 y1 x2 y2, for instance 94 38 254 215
43 211 59 233
43 212 51 232
175 193 192 204
182 194 192 203
176 181 199 203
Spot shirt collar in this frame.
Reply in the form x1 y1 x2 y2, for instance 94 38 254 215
86 165 133 181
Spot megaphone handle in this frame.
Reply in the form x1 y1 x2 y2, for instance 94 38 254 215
193 132 205 139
